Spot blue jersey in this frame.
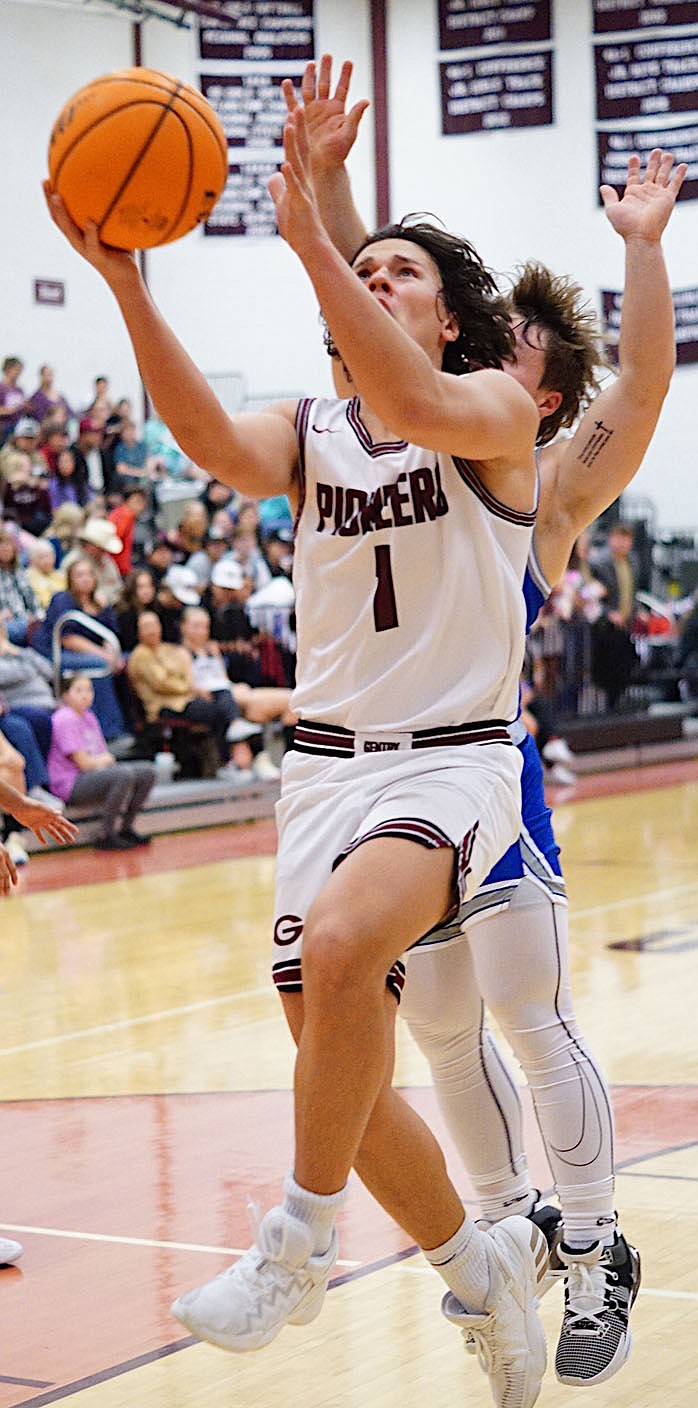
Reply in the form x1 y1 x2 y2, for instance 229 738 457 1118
414 544 565 948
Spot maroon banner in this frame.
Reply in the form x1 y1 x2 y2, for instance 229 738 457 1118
597 124 698 199
204 161 278 238
593 1 698 34
595 35 698 119
603 285 698 364
198 2 313 62
201 71 301 148
438 0 551 50
441 49 553 134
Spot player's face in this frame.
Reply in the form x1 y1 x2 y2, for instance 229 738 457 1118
351 239 458 365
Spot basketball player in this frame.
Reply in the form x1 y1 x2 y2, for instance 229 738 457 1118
288 56 685 1388
45 110 550 1406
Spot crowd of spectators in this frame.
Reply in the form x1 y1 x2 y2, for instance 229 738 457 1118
0 358 297 861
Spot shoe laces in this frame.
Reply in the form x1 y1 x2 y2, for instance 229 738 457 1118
564 1257 617 1335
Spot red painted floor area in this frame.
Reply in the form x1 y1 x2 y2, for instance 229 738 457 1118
0 1085 695 1406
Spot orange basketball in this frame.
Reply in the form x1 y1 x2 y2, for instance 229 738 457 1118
47 67 228 249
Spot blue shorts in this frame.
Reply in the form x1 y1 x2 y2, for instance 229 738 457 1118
415 732 565 948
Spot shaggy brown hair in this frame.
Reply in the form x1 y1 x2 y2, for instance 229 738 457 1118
508 262 607 445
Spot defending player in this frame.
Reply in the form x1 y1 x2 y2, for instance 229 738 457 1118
45 105 550 1408
289 55 685 1388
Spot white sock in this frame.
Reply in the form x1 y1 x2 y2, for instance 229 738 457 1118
423 1213 493 1314
282 1171 347 1255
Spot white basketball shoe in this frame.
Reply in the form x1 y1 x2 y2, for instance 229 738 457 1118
442 1214 548 1408
171 1206 338 1351
0 1236 23 1265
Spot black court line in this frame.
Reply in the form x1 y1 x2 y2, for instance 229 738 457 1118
11 1341 192 1408
0 1379 53 1390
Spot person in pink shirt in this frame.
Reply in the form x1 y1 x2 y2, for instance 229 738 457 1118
47 673 155 850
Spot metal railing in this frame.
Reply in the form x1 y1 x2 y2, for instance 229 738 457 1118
51 610 123 697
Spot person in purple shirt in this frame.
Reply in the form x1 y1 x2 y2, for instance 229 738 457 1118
27 364 73 427
47 672 155 849
0 358 28 446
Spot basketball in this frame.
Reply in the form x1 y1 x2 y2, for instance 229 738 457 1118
47 67 228 249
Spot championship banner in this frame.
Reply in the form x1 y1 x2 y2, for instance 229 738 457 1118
603 286 698 364
597 123 698 199
198 1 315 237
440 48 553 134
198 1 314 61
593 0 698 34
595 34 698 119
438 0 551 50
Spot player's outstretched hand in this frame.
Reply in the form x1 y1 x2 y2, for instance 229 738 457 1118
9 794 79 848
268 108 325 253
600 148 687 242
282 55 369 172
43 181 137 285
0 844 17 896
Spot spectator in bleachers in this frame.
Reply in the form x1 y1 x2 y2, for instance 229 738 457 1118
38 418 70 476
589 522 639 709
128 610 258 783
71 416 109 498
47 672 155 850
235 498 262 542
0 416 46 483
0 358 28 445
167 501 209 562
155 563 200 642
47 447 91 511
145 532 175 587
62 515 124 606
32 556 126 741
258 494 294 541
179 605 294 778
0 528 40 644
43 501 84 567
27 538 65 609
2 450 52 535
0 618 63 809
231 524 272 594
208 507 235 542
112 418 160 496
115 567 158 653
108 487 149 577
83 375 113 421
202 476 239 524
262 527 293 580
27 364 73 428
204 557 255 678
186 526 231 588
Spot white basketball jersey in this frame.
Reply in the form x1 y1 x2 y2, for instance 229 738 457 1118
289 396 535 732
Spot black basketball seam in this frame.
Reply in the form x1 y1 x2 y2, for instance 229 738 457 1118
55 72 228 169
159 109 194 241
98 83 184 233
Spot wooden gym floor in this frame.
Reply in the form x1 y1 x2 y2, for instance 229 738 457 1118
1 760 697 1407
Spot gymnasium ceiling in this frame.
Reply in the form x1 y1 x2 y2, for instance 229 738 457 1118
11 0 235 26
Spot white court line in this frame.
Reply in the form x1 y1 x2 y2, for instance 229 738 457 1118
0 988 272 1058
0 1222 360 1268
398 1262 698 1300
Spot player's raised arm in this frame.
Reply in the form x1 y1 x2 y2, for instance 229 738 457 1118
282 55 369 262
269 109 537 477
537 149 686 584
43 183 299 502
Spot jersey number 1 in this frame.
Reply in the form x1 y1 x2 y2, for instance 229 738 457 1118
373 544 398 632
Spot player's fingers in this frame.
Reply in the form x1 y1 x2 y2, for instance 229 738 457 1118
644 147 662 183
347 99 370 137
669 162 688 196
625 152 641 185
281 77 299 115
657 150 674 185
317 53 332 100
334 60 353 105
300 60 316 104
599 184 619 209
